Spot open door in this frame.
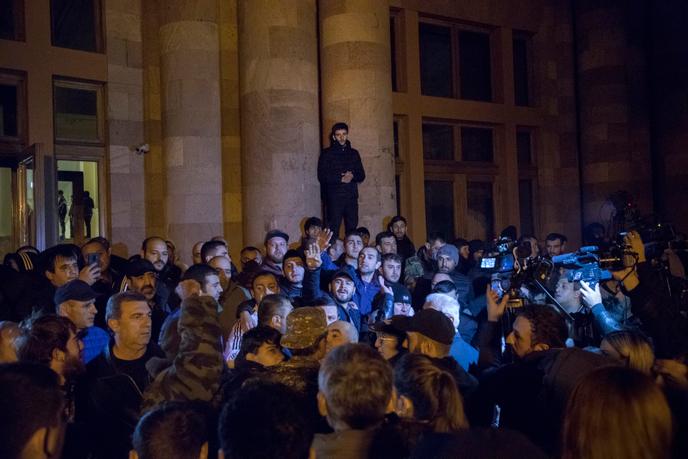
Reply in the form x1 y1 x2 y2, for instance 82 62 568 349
16 144 36 248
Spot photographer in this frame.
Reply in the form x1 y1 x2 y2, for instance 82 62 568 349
617 231 688 359
473 287 613 455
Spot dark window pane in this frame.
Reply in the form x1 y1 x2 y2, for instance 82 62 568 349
419 23 453 97
513 37 530 106
423 123 454 160
51 0 99 52
390 15 398 92
519 179 535 236
0 84 18 137
393 120 399 158
0 0 17 40
461 127 493 162
517 130 532 166
54 84 100 142
467 181 494 240
395 175 401 216
425 180 454 241
459 30 492 101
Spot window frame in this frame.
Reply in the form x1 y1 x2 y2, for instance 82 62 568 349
418 16 496 101
52 76 106 147
0 0 26 42
0 68 27 154
50 0 104 54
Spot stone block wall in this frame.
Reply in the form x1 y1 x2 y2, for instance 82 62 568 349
105 0 146 257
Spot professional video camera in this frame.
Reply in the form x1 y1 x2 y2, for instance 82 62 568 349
480 236 551 308
552 243 628 287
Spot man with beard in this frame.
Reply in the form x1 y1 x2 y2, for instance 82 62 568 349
261 230 289 277
303 245 362 331
473 287 613 454
435 244 473 306
84 291 165 459
209 255 251 340
141 237 180 299
375 231 397 255
55 280 109 363
280 250 306 299
15 314 86 458
125 258 170 343
388 216 415 261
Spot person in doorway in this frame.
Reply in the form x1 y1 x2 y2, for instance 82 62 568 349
57 190 67 240
83 191 95 239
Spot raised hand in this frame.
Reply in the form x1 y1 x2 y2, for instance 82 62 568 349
79 263 101 285
305 243 322 270
379 276 393 296
580 280 602 309
486 284 510 321
317 228 333 252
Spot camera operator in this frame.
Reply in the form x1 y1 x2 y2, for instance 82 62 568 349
472 286 613 455
553 274 628 347
617 231 688 359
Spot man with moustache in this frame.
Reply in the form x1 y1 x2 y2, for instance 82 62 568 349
84 291 165 459
261 230 289 277
209 255 251 340
141 237 180 297
124 258 170 343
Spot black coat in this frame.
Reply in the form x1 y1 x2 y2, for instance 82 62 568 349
81 341 165 459
317 140 365 201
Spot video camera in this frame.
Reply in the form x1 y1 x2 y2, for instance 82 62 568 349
551 245 624 287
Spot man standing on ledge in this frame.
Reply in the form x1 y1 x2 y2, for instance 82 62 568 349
318 122 366 236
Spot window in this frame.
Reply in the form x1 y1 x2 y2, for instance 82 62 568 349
513 33 532 106
517 129 533 166
393 120 400 158
461 126 493 162
419 19 493 101
423 123 454 160
0 0 24 41
51 0 103 52
0 71 26 147
467 181 494 240
53 79 104 144
419 23 453 97
0 84 18 138
519 179 535 236
395 175 401 216
390 11 399 92
425 180 454 241
458 30 492 101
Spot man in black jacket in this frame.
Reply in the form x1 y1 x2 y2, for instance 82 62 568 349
84 291 165 459
317 122 365 235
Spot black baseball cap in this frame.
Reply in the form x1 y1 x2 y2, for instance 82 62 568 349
264 229 289 245
125 257 157 278
391 283 412 304
54 279 97 305
396 308 455 345
331 268 355 283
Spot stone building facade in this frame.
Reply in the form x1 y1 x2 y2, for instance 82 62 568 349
0 0 686 263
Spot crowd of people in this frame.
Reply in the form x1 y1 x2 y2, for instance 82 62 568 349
0 215 687 459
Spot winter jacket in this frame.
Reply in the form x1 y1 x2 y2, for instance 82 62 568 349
140 295 225 413
317 140 365 200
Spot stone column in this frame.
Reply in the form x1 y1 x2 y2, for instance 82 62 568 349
159 0 224 262
319 0 396 235
238 0 321 245
574 0 652 227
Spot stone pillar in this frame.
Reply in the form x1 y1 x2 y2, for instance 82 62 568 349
238 0 321 245
319 0 396 235
574 0 652 227
159 0 224 263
